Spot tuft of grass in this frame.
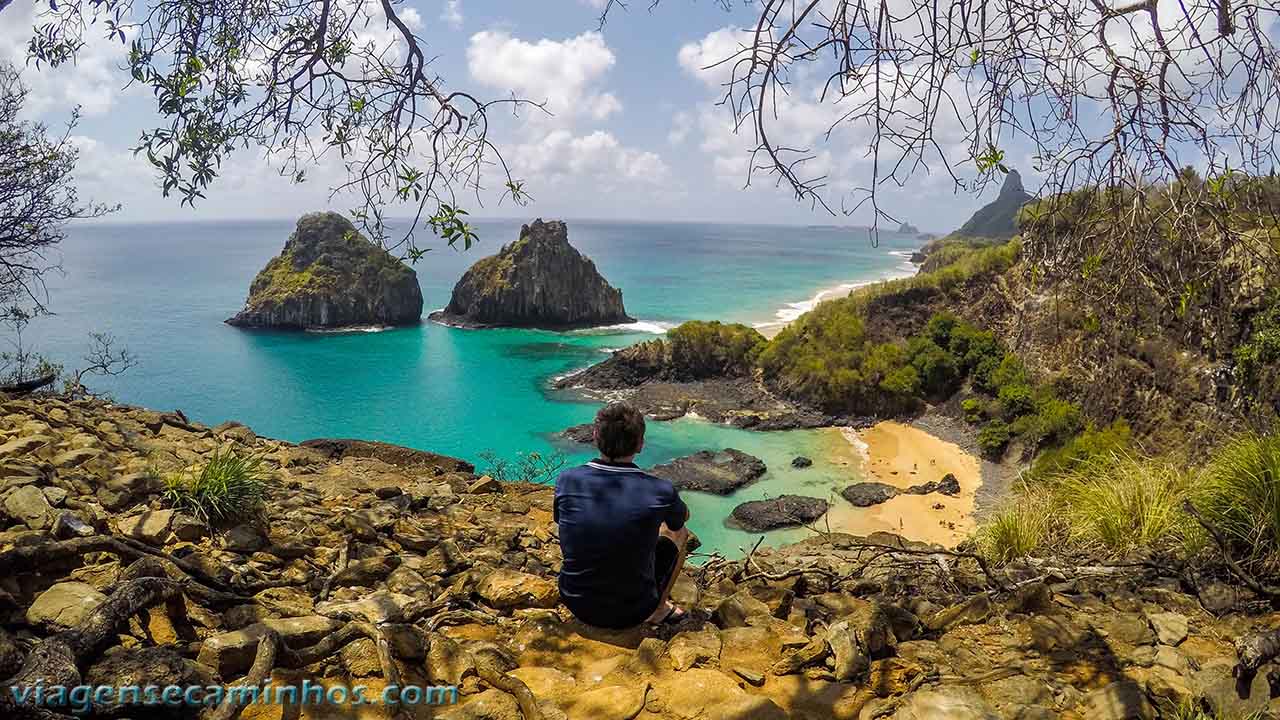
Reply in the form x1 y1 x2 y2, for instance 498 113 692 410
1197 434 1280 569
1163 700 1266 720
976 489 1055 564
1057 452 1194 554
163 447 270 524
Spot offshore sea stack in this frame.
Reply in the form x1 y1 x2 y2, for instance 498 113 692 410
226 212 424 330
430 219 633 329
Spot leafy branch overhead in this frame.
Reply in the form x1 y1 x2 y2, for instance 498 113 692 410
24 0 539 256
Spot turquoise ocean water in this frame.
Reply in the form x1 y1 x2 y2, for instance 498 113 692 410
28 218 920 558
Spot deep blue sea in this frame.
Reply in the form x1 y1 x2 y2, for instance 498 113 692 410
28 218 921 557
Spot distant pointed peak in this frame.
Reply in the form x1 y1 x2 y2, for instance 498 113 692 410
998 169 1026 197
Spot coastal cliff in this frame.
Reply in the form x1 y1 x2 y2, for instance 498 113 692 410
429 219 633 329
226 212 424 330
0 395 1272 719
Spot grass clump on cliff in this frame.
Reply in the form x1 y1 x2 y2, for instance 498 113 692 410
978 434 1280 569
163 447 270 524
1196 434 1280 569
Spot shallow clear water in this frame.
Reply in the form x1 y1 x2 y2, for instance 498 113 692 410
29 218 920 557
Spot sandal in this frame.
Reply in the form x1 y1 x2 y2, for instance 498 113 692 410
650 602 687 625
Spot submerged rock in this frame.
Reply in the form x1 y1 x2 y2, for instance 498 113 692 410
649 449 767 495
429 219 633 329
226 212 423 330
558 423 596 444
791 456 813 468
728 495 829 531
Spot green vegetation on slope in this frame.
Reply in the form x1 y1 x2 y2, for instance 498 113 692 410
978 434 1280 571
667 320 767 378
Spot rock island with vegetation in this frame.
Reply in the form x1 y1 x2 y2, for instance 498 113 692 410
226 212 424 330
430 219 633 330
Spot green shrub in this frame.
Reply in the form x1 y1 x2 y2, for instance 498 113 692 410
997 382 1035 417
667 321 767 378
978 420 1013 458
163 447 270 524
1028 420 1132 480
907 336 959 396
1058 452 1193 554
1011 396 1083 447
961 397 984 423
1197 434 1280 568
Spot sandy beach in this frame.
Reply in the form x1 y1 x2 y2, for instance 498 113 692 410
821 421 983 547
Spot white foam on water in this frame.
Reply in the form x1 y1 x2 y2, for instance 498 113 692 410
577 320 673 335
753 259 921 331
305 325 392 334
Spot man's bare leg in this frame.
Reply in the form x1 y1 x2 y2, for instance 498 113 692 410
644 523 690 623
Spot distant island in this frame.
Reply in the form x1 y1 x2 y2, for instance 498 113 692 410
897 221 920 234
226 212 423 330
429 219 633 330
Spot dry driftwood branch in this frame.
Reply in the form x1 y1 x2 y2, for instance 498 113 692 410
1237 629 1280 676
1184 500 1280 601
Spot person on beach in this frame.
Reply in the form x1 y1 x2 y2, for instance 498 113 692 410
554 402 691 628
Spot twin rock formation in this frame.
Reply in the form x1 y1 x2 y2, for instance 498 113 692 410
228 214 630 331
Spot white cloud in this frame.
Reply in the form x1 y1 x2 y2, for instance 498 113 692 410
677 26 751 89
0 3 134 117
467 30 621 124
440 0 463 29
511 130 670 187
668 111 693 145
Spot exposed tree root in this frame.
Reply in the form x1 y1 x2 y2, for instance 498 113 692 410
207 631 279 720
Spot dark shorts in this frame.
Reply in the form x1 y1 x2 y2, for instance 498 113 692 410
653 535 680 597
562 536 682 629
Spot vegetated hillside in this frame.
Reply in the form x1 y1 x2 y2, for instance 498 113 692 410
911 169 1032 272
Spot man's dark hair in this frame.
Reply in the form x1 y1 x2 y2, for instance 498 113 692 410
594 403 646 459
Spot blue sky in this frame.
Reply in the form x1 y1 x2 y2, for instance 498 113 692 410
3 0 1020 232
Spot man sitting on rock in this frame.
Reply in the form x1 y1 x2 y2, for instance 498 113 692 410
554 402 690 628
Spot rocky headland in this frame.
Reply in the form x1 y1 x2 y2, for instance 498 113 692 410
226 212 424 330
429 219 633 329
0 396 1276 719
554 322 839 431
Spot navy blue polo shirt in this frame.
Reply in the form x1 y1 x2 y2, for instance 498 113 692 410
554 459 688 628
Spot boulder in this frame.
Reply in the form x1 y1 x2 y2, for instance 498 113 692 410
841 482 903 507
560 423 596 444
196 616 344 676
477 569 558 609
905 473 961 496
27 582 107 631
728 495 829 531
226 211 423 329
666 630 722 671
791 456 813 468
649 449 767 495
1082 680 1155 720
117 509 176 545
430 219 633 329
4 485 53 529
1147 611 1188 646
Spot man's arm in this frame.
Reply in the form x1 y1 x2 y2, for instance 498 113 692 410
664 491 689 532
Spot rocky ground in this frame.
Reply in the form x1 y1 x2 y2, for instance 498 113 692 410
1 396 1278 719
